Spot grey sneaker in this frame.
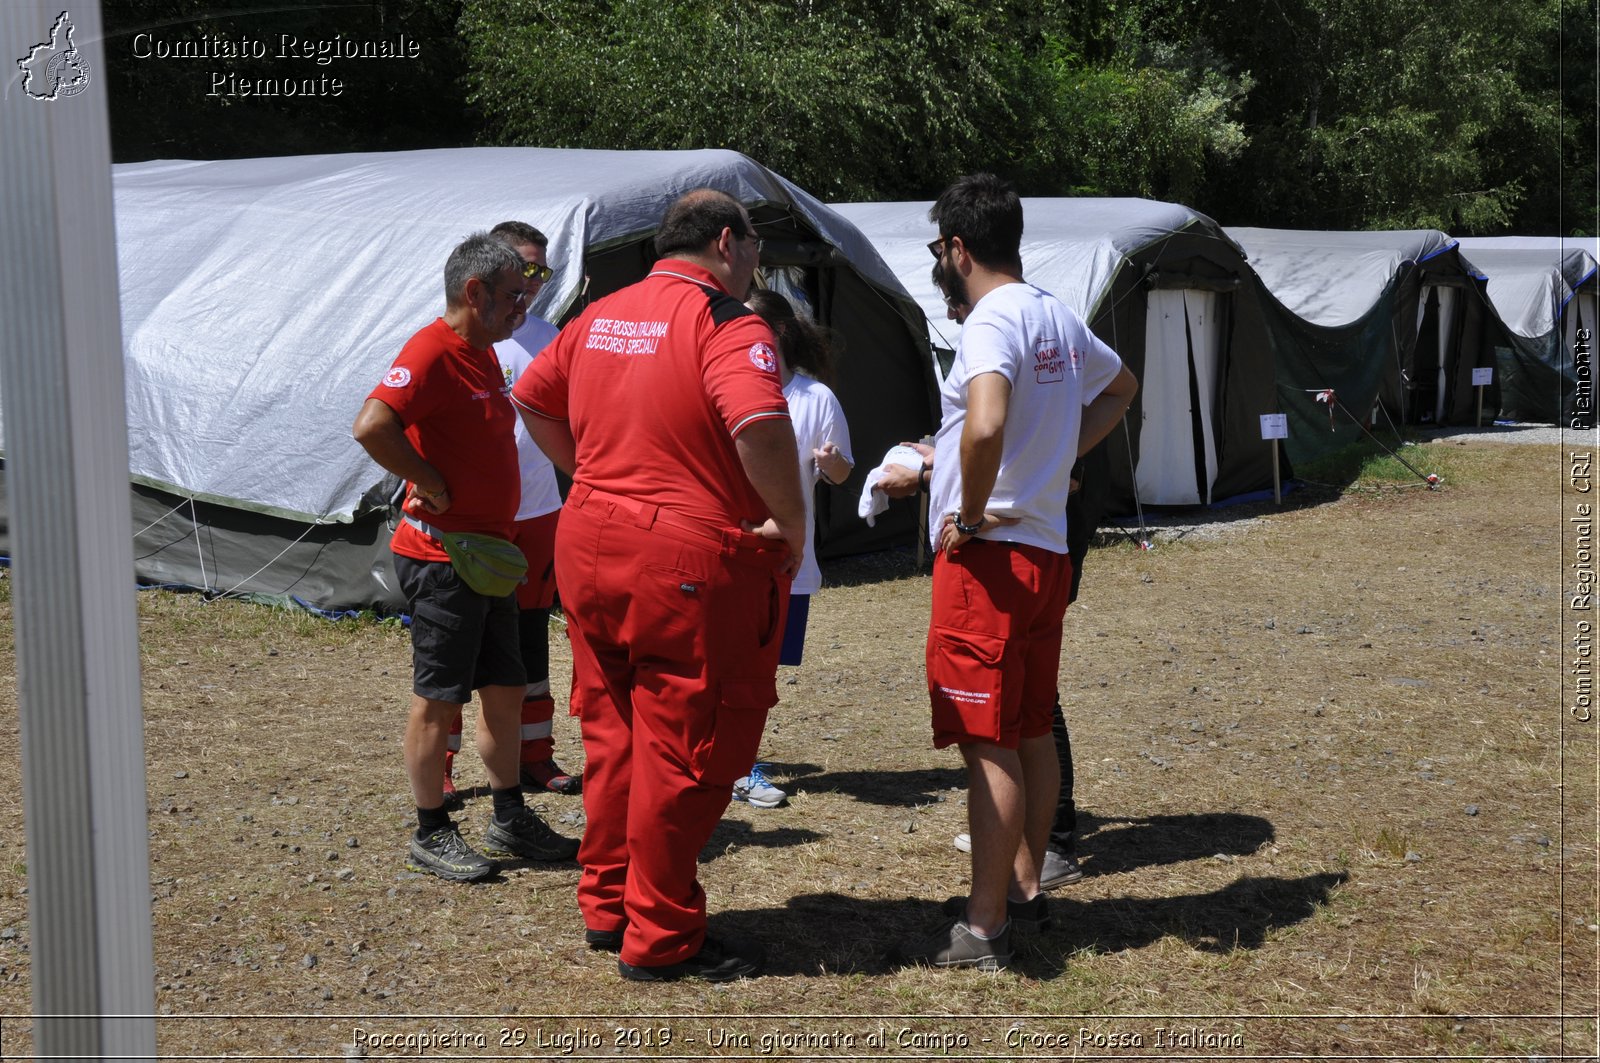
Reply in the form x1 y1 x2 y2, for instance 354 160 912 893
732 764 787 808
408 823 495 882
482 805 579 862
899 916 1011 971
1040 849 1084 890
942 894 1050 935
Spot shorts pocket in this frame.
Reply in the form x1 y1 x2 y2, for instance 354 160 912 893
411 599 464 633
927 625 1006 744
690 677 777 785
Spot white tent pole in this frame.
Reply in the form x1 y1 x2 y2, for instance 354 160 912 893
0 2 157 1058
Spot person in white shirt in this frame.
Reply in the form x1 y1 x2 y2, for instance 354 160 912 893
731 289 855 809
900 174 1137 972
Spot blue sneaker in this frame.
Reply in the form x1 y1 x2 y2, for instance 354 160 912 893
732 764 786 808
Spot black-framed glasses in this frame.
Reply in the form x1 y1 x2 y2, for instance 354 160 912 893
927 236 946 260
521 261 554 283
495 285 533 307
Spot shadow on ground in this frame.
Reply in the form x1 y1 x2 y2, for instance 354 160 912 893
775 763 966 807
715 870 1350 979
1076 810 1276 875
700 819 827 861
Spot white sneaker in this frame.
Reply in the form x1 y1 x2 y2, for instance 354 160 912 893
953 832 972 853
732 764 786 809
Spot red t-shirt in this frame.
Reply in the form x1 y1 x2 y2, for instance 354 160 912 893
511 260 789 528
367 317 518 562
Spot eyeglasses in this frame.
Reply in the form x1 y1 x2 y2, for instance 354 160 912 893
927 237 946 260
740 229 764 253
521 261 554 283
495 285 533 307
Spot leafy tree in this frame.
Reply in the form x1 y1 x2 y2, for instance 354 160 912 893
1156 0 1570 231
460 0 1049 200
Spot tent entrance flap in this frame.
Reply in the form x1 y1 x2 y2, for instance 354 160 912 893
1136 289 1222 505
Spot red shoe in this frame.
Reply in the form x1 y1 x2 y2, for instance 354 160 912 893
441 752 462 810
520 758 582 795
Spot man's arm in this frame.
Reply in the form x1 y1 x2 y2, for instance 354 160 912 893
1077 365 1138 456
518 407 577 477
734 418 808 578
351 397 450 514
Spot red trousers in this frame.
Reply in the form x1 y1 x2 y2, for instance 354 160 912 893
557 484 789 967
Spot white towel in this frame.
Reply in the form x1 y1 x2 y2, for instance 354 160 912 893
858 444 925 527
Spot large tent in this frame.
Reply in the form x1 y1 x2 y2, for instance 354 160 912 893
832 198 1285 511
1225 228 1500 458
0 147 936 612
1455 236 1599 424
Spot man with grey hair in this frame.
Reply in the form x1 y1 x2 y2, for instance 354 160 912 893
354 232 579 882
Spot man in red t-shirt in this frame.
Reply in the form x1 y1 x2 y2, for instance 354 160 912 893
513 189 806 982
353 232 579 883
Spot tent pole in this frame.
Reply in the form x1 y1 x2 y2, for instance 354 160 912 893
0 2 157 1057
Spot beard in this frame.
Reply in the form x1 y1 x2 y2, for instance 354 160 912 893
931 255 969 322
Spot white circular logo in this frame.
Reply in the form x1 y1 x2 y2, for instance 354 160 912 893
383 367 412 388
748 341 777 374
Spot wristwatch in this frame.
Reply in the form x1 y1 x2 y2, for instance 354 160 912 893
953 513 984 536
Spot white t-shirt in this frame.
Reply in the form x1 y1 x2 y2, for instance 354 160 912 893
785 371 854 595
494 315 563 520
929 282 1123 554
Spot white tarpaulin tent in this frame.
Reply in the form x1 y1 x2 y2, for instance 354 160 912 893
0 147 936 610
1456 236 1599 424
832 198 1284 510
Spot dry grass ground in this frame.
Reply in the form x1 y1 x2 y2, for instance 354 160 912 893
0 440 1592 1060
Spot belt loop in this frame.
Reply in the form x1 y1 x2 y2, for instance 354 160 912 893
633 502 657 532
568 483 593 509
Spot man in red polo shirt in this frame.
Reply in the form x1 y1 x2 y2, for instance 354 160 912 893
512 189 806 982
353 232 579 883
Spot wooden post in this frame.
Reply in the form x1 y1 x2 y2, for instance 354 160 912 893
1272 440 1282 505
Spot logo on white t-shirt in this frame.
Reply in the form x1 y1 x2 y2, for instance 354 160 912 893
749 341 778 373
383 367 412 388
1034 341 1064 384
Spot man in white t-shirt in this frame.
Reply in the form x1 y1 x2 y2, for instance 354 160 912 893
433 221 581 802
900 174 1137 971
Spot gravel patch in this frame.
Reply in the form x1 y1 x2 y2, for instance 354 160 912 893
1415 421 1597 446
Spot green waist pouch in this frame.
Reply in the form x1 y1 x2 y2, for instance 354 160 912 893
404 514 527 597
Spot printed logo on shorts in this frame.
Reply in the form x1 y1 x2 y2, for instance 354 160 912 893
749 341 778 374
383 367 412 388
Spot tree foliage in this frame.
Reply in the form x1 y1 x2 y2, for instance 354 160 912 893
98 0 1592 234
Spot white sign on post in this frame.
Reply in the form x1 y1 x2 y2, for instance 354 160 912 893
1472 367 1493 387
1260 413 1289 440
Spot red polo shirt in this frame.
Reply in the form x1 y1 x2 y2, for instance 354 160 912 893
368 317 518 562
511 259 789 528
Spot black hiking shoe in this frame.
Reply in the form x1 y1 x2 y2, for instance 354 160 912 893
585 927 624 952
482 805 579 861
617 935 764 982
407 823 495 882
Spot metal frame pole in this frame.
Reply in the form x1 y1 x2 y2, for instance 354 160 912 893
1 2 157 1056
